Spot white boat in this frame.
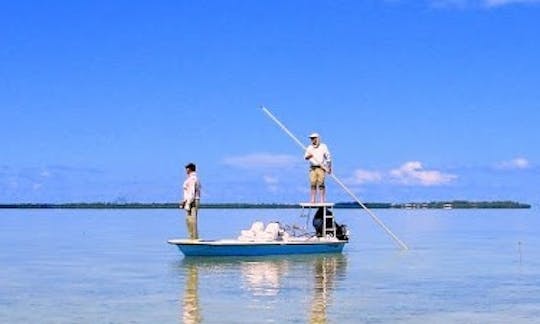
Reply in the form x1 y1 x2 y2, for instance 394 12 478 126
168 203 349 257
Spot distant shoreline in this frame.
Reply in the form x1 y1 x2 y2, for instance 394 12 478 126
0 200 531 209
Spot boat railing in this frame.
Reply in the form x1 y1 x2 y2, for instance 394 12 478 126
299 202 337 239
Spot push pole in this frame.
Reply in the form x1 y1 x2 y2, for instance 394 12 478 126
261 106 409 250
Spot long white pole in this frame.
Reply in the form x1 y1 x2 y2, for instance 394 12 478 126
261 106 409 250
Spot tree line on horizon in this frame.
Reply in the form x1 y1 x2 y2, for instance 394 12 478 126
0 200 531 209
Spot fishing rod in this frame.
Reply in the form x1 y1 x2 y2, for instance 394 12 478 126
261 106 409 250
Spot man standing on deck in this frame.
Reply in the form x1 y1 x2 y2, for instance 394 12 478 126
181 162 201 240
304 133 332 203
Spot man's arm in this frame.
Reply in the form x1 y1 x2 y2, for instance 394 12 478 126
304 145 313 160
324 145 332 173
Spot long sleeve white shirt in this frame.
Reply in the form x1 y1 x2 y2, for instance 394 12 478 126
183 172 201 203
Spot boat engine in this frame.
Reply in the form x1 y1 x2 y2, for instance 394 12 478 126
336 224 349 241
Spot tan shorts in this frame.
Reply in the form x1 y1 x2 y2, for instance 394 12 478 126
309 167 326 189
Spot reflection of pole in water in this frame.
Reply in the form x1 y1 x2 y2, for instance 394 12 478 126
309 255 346 324
182 263 201 324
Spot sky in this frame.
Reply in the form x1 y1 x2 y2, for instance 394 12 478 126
1 0 539 205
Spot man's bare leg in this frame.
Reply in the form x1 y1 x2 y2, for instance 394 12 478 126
319 187 326 203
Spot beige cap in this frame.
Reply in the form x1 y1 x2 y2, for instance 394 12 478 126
309 132 320 138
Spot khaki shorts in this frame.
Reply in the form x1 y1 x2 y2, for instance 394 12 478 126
309 167 326 189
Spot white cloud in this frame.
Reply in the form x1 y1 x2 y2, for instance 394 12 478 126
349 169 383 185
389 161 457 186
263 175 279 193
484 0 540 7
263 175 279 184
346 161 456 187
430 0 469 8
222 153 299 169
495 157 530 170
429 0 540 8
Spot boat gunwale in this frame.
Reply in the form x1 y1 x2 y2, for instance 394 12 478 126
167 238 348 246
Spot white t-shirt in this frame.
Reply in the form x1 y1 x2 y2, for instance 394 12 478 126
305 143 331 168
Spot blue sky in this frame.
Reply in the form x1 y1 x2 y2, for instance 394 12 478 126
1 0 539 205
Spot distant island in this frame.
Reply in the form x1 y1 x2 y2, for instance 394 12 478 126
0 200 531 209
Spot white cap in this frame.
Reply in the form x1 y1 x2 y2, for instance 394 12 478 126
309 132 320 138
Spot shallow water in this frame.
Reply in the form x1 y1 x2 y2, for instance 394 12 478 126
1 208 539 323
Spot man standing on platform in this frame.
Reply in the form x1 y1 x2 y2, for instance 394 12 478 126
181 162 201 240
304 133 332 203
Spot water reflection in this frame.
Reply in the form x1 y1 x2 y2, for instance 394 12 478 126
241 258 289 296
176 254 348 323
181 261 202 324
309 255 347 323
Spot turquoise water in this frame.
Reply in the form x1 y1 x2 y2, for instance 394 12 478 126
1 208 539 323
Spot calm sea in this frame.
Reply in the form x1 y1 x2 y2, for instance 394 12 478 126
1 208 539 323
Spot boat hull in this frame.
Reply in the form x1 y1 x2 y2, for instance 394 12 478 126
168 239 347 257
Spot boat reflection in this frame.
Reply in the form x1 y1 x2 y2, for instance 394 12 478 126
240 258 289 296
176 254 347 323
